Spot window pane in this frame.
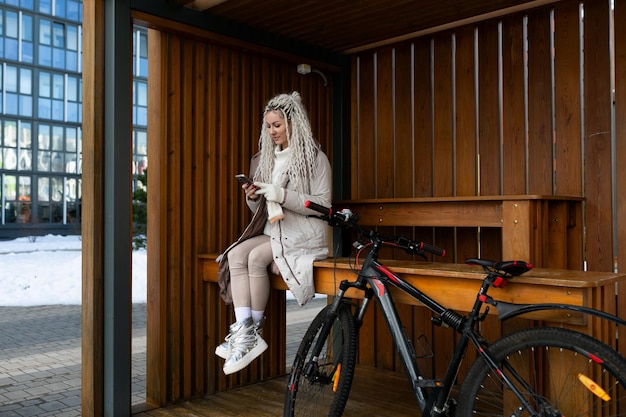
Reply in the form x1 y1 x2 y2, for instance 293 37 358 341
51 176 62 201
66 178 78 200
66 127 76 152
135 131 147 154
19 68 31 94
38 124 50 149
51 152 63 172
67 1 80 21
134 155 147 176
52 126 63 150
21 0 34 10
39 19 51 45
67 25 77 50
3 175 17 200
53 48 64 69
3 148 17 169
5 66 17 91
38 150 51 171
136 81 147 106
38 97 51 118
66 51 77 71
77 129 82 153
39 72 50 96
37 177 49 201
22 42 33 63
19 122 31 148
136 107 147 126
5 93 18 115
52 100 63 120
66 102 77 122
21 14 32 41
18 148 31 170
53 74 63 98
54 0 66 18
49 203 62 222
67 76 77 100
18 176 30 199
19 95 32 117
4 121 17 146
16 176 31 223
6 11 17 38
38 45 51 66
65 152 75 173
39 0 51 14
4 38 17 60
53 23 64 47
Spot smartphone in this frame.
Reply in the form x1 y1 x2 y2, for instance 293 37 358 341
235 174 254 185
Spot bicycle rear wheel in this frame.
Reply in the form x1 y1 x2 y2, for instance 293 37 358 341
456 327 626 417
284 302 358 417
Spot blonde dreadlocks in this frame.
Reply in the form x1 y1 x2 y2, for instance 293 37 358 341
253 92 320 194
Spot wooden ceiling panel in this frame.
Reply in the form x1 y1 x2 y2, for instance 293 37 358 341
173 0 558 52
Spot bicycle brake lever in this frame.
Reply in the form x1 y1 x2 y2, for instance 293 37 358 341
353 241 364 250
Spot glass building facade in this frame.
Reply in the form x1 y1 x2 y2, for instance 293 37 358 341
0 0 148 239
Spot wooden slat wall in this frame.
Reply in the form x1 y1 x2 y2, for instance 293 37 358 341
140 0 626 407
146 28 334 404
350 0 623 379
617 0 626 361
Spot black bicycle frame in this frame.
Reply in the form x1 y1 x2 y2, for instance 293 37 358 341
310 230 626 417
355 260 478 416
336 255 626 416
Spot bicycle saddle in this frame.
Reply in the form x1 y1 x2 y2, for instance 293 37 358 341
466 258 533 276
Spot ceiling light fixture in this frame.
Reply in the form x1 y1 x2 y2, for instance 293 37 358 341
297 64 328 86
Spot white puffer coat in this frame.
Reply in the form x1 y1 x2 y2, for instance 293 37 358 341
217 148 332 306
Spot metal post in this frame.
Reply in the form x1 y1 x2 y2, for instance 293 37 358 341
103 0 132 415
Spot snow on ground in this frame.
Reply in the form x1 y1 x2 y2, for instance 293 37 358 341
0 234 302 307
0 235 147 306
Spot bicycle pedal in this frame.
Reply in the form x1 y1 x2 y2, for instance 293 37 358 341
415 378 442 388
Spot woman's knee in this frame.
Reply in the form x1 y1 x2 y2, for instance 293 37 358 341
248 245 273 273
227 245 248 269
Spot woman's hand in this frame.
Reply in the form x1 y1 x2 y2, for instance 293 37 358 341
243 182 259 200
254 182 285 204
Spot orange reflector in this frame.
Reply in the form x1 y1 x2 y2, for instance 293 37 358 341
577 373 611 401
333 363 342 392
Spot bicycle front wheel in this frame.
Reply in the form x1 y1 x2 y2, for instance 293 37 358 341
284 302 358 417
456 327 626 417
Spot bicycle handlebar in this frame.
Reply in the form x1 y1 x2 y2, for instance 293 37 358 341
305 200 446 257
304 200 331 216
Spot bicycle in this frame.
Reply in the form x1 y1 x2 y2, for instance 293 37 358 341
283 201 626 417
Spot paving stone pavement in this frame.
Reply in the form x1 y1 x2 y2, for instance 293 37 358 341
0 298 326 416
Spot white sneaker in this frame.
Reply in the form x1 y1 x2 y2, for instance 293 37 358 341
215 317 265 359
222 317 268 375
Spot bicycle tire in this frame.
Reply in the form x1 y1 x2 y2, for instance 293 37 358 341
456 326 626 417
284 302 358 417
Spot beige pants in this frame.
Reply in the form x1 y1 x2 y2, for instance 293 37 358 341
227 234 273 311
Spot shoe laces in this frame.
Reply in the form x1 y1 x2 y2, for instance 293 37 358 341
228 324 258 358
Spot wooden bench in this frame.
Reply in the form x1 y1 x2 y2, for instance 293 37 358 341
199 253 625 332
200 194 623 386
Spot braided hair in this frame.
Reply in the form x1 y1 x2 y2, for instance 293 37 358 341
254 91 320 194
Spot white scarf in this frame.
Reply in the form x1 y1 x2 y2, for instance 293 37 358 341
265 147 291 228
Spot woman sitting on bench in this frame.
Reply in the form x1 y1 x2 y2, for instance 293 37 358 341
216 91 332 375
